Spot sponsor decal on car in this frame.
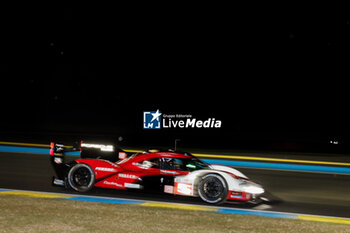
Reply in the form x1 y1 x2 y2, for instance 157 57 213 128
103 181 123 188
164 185 174 194
160 170 178 175
124 183 142 189
95 167 117 172
230 191 243 199
118 174 138 179
54 157 63 164
81 143 114 152
174 182 193 196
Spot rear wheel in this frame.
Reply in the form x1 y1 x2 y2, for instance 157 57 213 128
67 163 95 192
198 173 228 204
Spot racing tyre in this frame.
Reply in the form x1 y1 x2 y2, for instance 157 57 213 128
67 163 95 192
198 173 228 204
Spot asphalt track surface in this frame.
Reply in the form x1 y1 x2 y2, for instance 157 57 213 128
1 151 350 218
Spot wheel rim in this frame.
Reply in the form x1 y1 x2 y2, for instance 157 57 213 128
202 177 224 200
72 167 91 187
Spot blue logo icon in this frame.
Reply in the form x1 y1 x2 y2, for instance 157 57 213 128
143 110 162 129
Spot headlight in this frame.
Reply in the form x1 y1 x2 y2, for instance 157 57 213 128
241 185 264 195
239 180 264 194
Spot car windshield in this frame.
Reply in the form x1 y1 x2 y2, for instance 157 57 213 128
183 157 209 171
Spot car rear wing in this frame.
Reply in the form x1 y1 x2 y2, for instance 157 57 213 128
80 140 137 162
80 141 126 162
50 140 133 162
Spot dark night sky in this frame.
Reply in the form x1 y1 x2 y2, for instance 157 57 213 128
1 7 349 150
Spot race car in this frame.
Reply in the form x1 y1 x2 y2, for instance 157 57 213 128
50 142 265 204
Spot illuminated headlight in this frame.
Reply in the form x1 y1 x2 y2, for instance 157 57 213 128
81 143 114 152
241 185 264 195
239 180 264 194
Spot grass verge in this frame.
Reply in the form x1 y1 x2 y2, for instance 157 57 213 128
0 195 350 233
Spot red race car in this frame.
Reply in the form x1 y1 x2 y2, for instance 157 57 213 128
50 142 265 204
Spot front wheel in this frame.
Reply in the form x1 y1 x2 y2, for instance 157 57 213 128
198 173 228 204
67 163 95 192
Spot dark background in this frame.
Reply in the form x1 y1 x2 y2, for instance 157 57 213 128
0 7 349 152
